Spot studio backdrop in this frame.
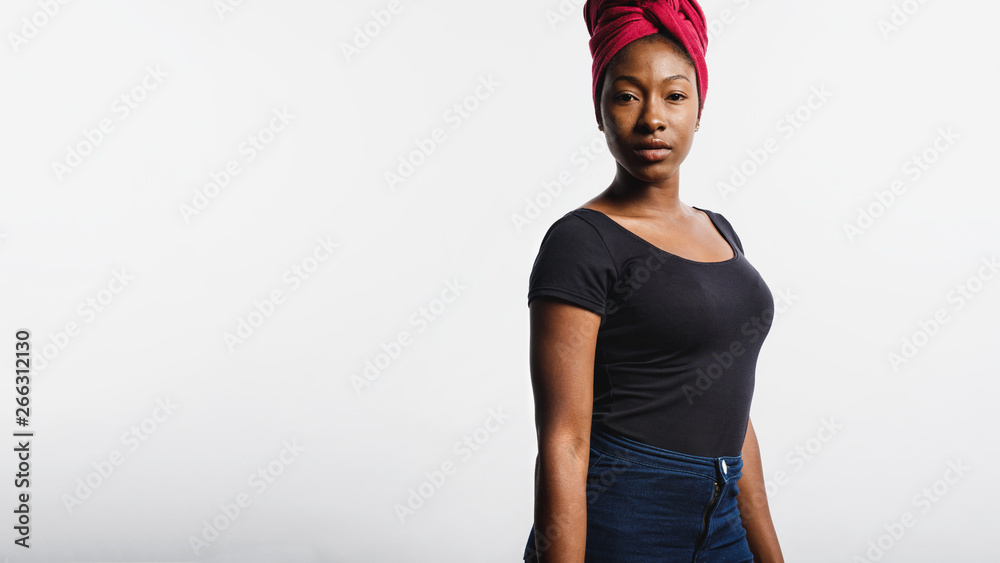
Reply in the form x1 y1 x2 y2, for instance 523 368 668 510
1 0 997 561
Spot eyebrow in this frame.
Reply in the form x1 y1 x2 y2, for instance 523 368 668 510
612 74 691 85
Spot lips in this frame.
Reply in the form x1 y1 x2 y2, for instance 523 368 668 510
635 138 671 150
633 138 671 162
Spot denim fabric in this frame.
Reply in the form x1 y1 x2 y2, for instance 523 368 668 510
523 423 753 562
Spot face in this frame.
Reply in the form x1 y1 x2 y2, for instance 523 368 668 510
598 37 700 185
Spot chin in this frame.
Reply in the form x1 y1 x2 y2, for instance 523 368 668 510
625 163 677 183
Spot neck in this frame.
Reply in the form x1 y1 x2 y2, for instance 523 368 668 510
601 164 689 218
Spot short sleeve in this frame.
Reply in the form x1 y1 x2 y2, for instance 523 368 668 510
527 213 617 316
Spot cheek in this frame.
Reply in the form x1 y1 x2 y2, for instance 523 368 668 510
605 134 631 163
598 125 616 147
604 119 633 150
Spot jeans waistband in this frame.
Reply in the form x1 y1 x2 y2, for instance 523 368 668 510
589 422 742 483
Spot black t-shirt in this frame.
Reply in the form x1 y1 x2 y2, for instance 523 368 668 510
527 207 774 458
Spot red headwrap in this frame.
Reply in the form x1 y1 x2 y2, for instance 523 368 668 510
584 0 709 124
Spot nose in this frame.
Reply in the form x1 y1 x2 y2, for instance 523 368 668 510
637 98 667 132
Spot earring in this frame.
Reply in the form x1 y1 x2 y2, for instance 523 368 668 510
695 122 700 132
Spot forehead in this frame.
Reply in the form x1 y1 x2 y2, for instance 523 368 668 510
607 36 694 79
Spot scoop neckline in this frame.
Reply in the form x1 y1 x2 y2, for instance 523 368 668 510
575 206 740 265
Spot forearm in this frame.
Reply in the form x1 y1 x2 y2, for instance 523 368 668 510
736 418 784 563
532 441 589 562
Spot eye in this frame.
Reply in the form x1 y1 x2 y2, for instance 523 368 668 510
615 92 638 102
667 93 686 101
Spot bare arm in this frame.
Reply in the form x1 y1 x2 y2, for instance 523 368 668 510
736 416 784 562
529 298 601 563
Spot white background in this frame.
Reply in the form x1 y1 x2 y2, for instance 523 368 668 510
1 0 998 561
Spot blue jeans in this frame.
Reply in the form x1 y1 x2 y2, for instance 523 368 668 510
523 423 753 562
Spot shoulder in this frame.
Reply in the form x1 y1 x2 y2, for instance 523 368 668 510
528 210 618 316
546 208 604 234
537 209 611 250
694 205 731 227
531 209 617 272
694 206 744 253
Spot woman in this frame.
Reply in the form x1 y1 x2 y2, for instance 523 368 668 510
522 1 784 561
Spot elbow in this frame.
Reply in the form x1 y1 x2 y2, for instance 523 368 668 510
536 427 591 467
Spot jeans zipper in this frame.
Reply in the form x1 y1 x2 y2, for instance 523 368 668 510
695 481 722 556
